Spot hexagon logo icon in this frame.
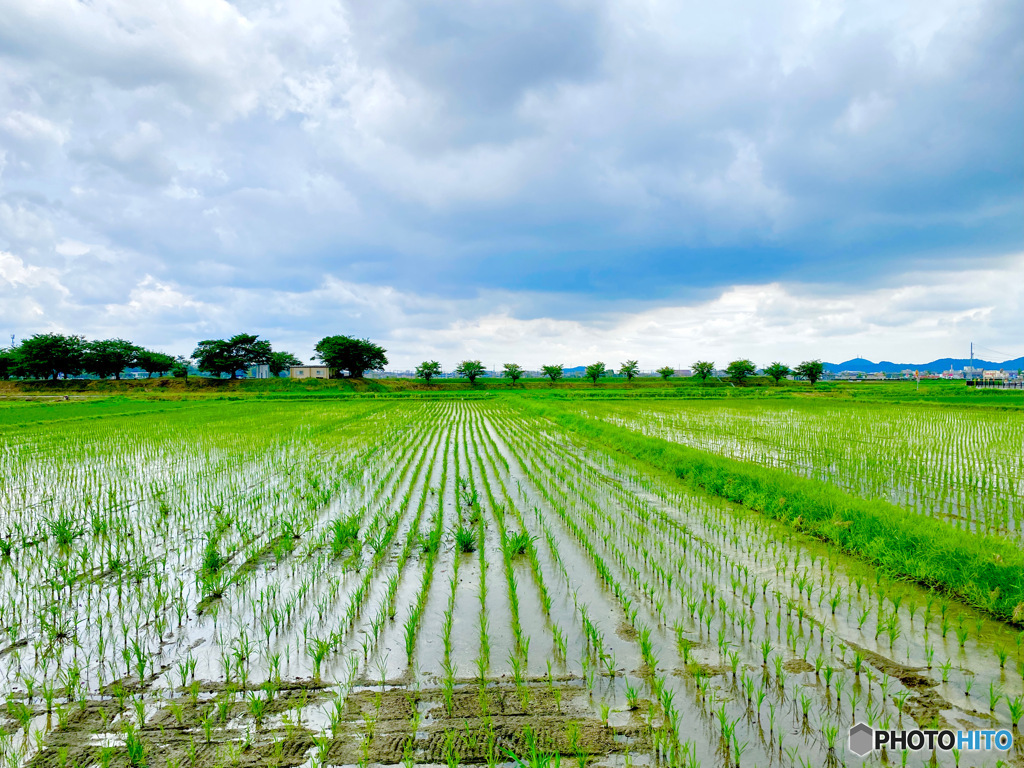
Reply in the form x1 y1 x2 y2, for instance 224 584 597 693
849 722 874 757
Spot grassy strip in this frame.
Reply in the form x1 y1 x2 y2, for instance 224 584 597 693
524 401 1024 625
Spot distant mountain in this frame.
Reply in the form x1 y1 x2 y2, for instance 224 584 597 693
824 357 1024 373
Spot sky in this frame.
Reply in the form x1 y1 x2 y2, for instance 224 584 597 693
0 0 1021 370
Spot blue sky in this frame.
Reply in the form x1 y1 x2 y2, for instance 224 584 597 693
0 0 1021 369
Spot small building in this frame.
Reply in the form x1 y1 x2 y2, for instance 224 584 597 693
963 366 984 380
289 366 334 380
251 364 271 379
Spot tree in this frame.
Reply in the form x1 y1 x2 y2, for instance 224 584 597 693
619 360 640 382
585 361 606 383
763 362 791 385
83 339 141 380
692 361 715 383
656 366 675 380
503 363 524 386
268 351 302 377
0 347 19 380
415 360 442 383
541 364 564 383
135 350 177 378
172 356 192 381
794 359 825 385
16 333 87 380
455 360 486 384
726 359 757 385
193 334 273 379
313 335 388 378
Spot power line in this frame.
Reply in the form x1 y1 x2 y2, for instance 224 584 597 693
974 344 1021 360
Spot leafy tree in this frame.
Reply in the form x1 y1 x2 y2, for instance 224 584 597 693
135 350 177 378
794 359 825 385
268 351 302 377
692 360 715 383
726 358 757 385
455 360 486 384
541 364 564 383
763 361 791 384
503 362 524 385
0 347 18 380
192 334 273 379
585 361 607 383
619 360 640 382
313 335 388 378
172 356 192 381
415 360 442 383
656 366 675 380
83 339 141 380
16 333 87 380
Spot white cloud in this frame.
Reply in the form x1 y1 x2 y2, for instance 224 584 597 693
55 239 92 256
4 250 1019 367
1 110 69 144
0 0 1018 354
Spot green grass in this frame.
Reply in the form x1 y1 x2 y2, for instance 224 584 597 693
5 373 1020 405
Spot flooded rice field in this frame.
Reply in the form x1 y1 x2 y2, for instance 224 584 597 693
584 400 1024 542
0 398 1021 768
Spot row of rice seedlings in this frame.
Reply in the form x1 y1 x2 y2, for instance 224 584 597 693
163 408 430 705
466 405 670 765
8 409 370 692
555 405 1024 678
206 403 440 730
0 408 362 759
484 403 720 765
503 410 837 765
491 405 978 765
403 442 450 663
532 405 1019 753
306 423 442 680
0 401 433 764
233 408 441 684
495 399 1015 761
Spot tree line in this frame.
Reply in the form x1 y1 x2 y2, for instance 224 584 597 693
0 331 824 385
416 358 825 385
0 332 388 381
0 334 183 381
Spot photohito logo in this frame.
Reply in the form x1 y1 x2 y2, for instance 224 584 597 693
848 723 1013 757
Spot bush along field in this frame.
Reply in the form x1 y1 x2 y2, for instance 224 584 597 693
0 396 1022 768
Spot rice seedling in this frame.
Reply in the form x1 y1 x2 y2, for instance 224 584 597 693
1007 695 1023 728
455 525 477 553
504 530 536 556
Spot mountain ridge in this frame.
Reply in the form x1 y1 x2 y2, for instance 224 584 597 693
823 357 1024 373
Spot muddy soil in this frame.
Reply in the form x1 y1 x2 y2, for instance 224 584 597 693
20 678 652 767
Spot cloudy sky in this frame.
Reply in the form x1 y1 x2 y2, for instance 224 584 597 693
1 0 1021 369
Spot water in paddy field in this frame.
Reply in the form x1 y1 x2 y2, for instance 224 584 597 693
0 398 1021 768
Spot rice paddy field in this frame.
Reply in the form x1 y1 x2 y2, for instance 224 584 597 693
581 400 1024 542
1 393 1023 768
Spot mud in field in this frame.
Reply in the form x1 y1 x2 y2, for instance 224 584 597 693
19 678 652 767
